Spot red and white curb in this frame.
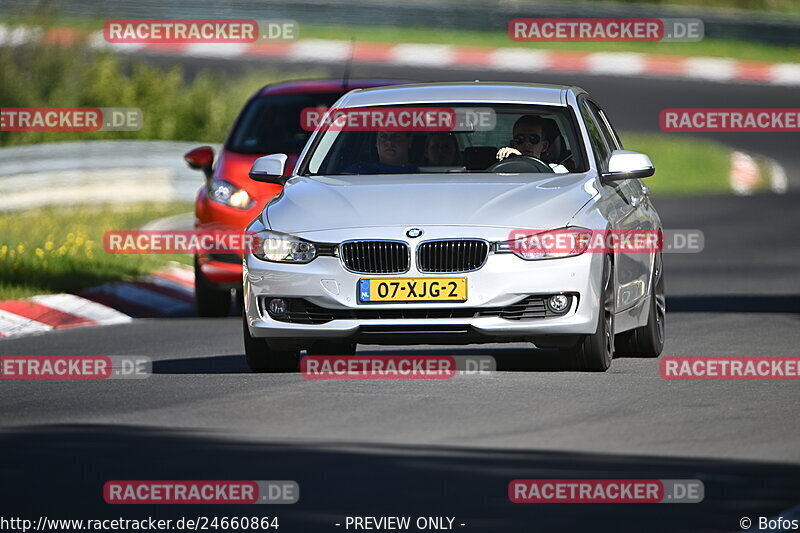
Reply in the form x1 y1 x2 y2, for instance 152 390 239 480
729 151 788 195
2 24 800 86
0 263 194 339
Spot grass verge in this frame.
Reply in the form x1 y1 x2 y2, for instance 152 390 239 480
620 132 731 196
0 41 324 147
622 132 731 195
0 203 193 300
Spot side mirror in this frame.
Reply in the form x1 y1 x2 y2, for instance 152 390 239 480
249 154 289 185
601 150 655 182
184 146 214 179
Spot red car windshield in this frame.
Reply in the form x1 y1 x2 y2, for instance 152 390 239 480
226 92 343 154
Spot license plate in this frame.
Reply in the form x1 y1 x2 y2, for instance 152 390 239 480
359 278 467 302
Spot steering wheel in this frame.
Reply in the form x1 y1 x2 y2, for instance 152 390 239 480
487 155 553 173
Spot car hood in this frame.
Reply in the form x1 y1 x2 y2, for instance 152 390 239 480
266 173 597 233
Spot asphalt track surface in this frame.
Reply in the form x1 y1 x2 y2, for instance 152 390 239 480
1 57 800 532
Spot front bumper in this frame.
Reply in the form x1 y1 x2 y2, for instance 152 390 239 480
244 246 604 345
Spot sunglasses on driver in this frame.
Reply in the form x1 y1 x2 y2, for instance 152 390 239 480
512 134 542 145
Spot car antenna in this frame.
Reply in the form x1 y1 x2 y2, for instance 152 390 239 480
342 37 356 90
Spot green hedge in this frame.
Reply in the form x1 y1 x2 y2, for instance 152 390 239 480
0 42 317 146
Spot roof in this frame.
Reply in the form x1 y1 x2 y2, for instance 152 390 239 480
258 79 410 97
336 82 581 108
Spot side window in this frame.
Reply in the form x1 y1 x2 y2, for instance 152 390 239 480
580 101 611 171
589 101 645 198
587 101 622 151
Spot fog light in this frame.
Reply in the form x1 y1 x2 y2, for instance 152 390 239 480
547 294 570 313
268 298 288 316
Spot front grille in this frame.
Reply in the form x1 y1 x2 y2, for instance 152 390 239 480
417 240 489 273
261 295 571 324
340 240 409 274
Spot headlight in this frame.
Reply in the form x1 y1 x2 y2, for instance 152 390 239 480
496 227 592 260
253 230 316 263
208 179 253 209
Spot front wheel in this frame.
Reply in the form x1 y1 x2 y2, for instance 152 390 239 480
561 255 615 372
242 314 299 373
616 253 665 357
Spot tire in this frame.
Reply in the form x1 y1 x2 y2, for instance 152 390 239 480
561 255 615 372
194 256 232 318
307 341 357 355
233 288 244 317
615 253 665 358
242 314 299 373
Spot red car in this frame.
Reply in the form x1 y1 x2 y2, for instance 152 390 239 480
184 79 407 316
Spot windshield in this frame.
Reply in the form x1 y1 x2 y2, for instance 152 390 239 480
227 92 344 154
300 103 587 176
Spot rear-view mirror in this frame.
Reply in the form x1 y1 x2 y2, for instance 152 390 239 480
249 154 289 185
602 150 655 182
183 146 214 179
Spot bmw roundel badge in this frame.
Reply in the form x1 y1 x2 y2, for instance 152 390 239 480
406 228 423 238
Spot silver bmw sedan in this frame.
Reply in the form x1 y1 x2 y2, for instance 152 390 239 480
242 82 665 372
